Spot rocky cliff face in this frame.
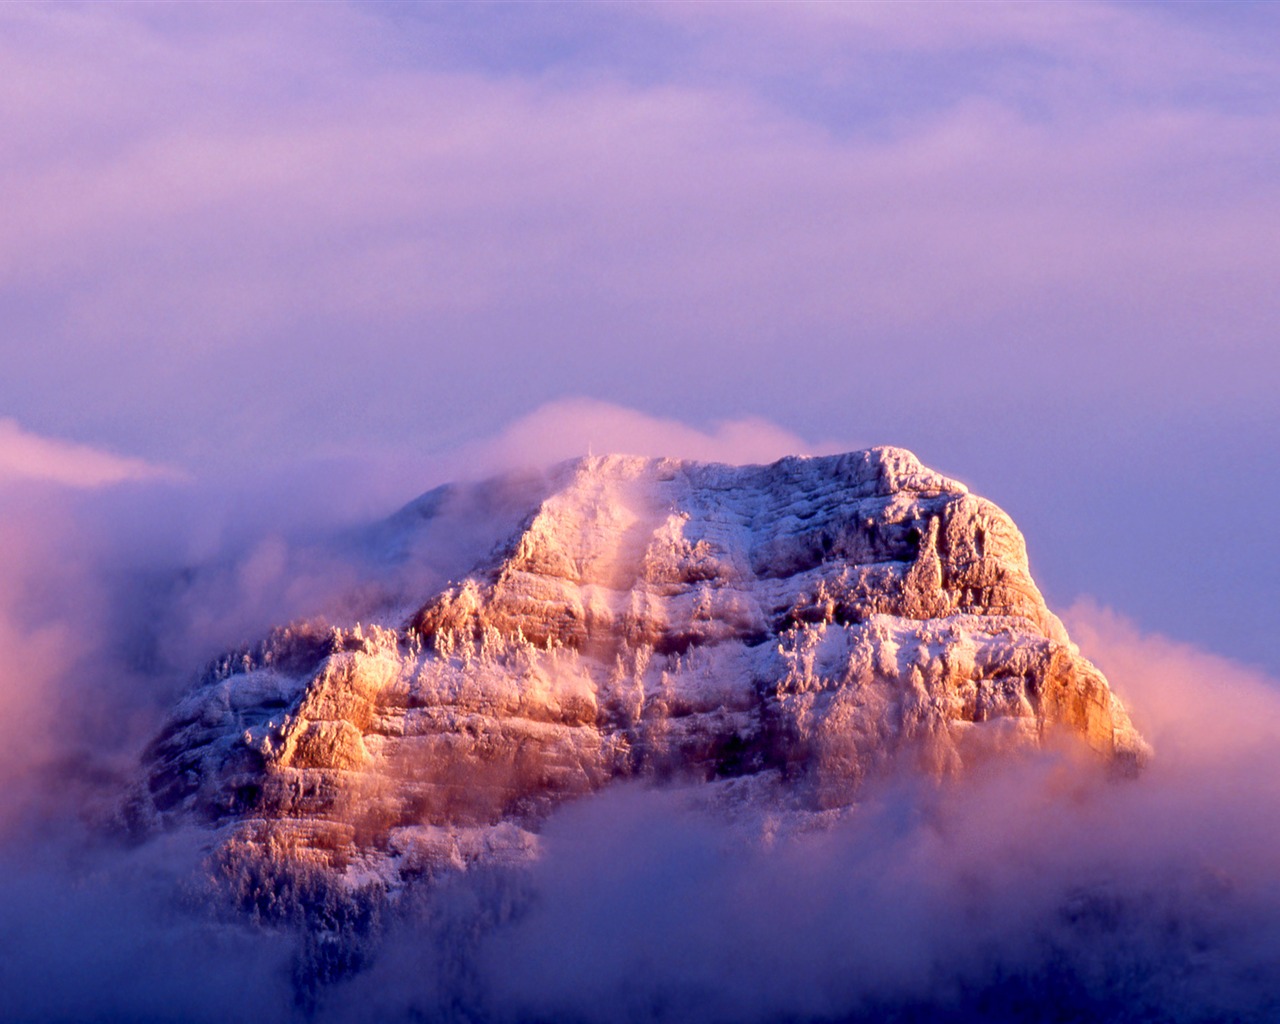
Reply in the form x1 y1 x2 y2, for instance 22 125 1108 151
137 448 1146 893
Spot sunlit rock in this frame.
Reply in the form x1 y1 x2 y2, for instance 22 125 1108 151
136 447 1147 892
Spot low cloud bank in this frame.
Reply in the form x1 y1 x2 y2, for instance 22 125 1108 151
1 415 1279 1022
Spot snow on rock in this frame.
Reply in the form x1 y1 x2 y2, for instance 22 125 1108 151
135 447 1147 891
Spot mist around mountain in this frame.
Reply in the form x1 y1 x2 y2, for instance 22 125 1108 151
1 444 1279 1024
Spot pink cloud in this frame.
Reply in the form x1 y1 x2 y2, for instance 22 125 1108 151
415 398 855 482
1065 598 1280 768
0 490 101 829
0 419 180 488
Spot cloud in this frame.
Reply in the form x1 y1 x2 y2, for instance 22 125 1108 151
0 2 1277 476
646 0 1276 96
0 3 1276 1007
1065 598 1280 769
0 832 296 1023
428 397 852 479
0 404 1279 1022
0 2 1275 685
0 418 180 488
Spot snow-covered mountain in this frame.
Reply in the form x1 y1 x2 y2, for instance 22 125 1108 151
135 447 1146 896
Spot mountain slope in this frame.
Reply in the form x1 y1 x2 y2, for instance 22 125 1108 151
137 447 1146 891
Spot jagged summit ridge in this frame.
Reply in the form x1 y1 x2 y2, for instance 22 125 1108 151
415 446 1066 655
139 446 1146 889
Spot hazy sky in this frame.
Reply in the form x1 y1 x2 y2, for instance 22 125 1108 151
3 7 1280 1020
2 1 1277 671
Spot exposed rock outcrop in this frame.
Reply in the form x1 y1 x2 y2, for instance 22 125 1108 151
136 448 1146 891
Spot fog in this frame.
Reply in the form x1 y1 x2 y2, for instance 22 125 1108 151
1 413 1279 1023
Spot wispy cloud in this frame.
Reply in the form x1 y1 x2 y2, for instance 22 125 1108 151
434 397 851 478
0 419 180 487
1065 598 1280 765
1 2 1276 470
0 2 1275 669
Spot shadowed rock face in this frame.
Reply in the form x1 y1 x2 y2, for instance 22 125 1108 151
137 447 1147 889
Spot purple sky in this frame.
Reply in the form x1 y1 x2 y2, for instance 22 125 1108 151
2 1 1277 672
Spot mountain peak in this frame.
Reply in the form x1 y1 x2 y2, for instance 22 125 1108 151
136 447 1146 900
